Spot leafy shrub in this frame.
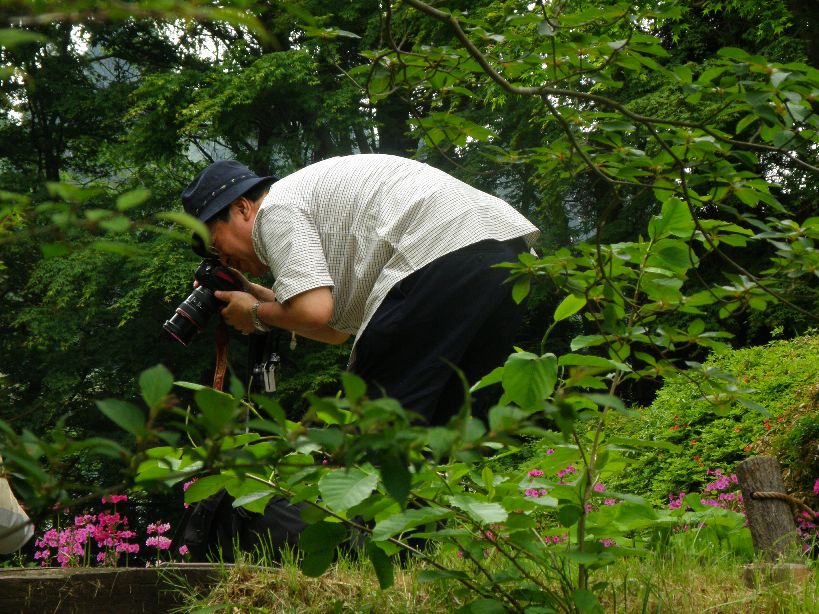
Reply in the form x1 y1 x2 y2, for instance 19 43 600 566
606 334 819 504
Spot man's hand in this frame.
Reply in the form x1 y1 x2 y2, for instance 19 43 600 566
213 290 256 334
213 286 350 344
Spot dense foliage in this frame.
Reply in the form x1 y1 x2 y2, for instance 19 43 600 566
1 1 818 612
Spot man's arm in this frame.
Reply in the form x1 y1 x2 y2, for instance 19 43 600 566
214 286 351 344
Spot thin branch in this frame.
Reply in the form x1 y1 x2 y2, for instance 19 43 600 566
400 0 819 175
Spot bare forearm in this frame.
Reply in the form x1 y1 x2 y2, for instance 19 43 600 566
256 289 349 344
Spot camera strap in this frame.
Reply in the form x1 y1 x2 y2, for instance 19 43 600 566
213 319 230 391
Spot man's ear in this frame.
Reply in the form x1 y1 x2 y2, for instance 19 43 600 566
234 196 255 220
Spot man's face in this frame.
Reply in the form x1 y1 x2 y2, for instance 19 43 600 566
207 198 267 276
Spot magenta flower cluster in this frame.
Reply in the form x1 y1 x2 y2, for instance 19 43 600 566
34 496 139 567
32 495 190 568
145 522 172 551
668 469 745 513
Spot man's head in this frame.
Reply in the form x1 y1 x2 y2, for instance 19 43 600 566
181 160 276 272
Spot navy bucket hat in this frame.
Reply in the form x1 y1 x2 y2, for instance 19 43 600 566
181 160 276 256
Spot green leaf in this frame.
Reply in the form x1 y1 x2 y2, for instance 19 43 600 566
367 541 395 589
301 550 334 577
554 294 586 322
557 504 583 527
558 354 621 369
572 588 605 614
470 366 503 392
232 490 274 514
139 364 174 409
340 372 367 404
512 276 531 304
501 352 557 410
379 451 411 507
96 399 148 436
607 436 681 452
570 335 607 351
457 598 509 614
318 468 379 512
195 388 238 435
648 198 694 239
646 239 694 272
156 211 210 244
116 188 151 211
185 474 233 504
299 520 347 553
0 29 47 48
672 65 692 84
372 507 452 541
449 494 508 524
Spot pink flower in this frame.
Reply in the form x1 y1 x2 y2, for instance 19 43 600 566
178 545 189 556
525 488 541 497
556 465 577 480
603 498 618 506
528 469 544 477
546 449 555 455
593 483 606 493
101 494 128 505
668 492 685 510
146 536 172 550
814 478 819 496
147 522 171 535
599 538 616 548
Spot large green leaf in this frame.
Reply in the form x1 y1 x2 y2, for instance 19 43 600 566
648 197 694 239
367 540 395 589
449 494 508 525
501 352 557 410
195 388 238 435
96 399 148 436
378 451 411 507
318 468 379 512
139 364 174 409
554 294 586 322
184 474 234 504
371 506 453 541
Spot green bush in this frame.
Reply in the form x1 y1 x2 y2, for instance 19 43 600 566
606 334 819 505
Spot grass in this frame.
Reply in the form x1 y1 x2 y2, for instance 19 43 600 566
174 543 818 613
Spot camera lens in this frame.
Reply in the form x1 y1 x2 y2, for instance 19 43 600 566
163 286 221 345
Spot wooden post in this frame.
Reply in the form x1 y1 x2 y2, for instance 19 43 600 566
735 456 798 560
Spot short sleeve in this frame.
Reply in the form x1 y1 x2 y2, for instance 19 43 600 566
253 204 334 303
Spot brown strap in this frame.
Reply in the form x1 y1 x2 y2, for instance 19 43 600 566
213 319 229 391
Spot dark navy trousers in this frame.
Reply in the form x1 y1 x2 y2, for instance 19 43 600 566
352 238 528 425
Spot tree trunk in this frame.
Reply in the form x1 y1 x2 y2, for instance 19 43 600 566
735 456 798 560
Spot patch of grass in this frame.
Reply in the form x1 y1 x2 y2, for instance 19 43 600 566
175 545 818 613
598 548 818 613
175 549 459 613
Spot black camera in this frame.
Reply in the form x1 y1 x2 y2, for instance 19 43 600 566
163 259 244 346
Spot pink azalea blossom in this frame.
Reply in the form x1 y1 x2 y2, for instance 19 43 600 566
528 469 544 477
593 483 606 493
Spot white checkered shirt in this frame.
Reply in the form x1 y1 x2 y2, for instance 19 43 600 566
251 154 540 343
